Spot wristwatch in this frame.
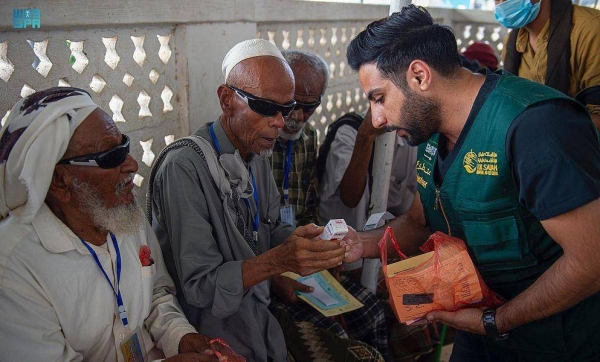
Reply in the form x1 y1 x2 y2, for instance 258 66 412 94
482 308 510 341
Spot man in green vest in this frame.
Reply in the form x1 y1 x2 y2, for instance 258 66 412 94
344 5 600 361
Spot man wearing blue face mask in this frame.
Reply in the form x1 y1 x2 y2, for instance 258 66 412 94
497 0 600 130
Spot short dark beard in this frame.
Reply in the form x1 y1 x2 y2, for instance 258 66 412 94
389 88 442 146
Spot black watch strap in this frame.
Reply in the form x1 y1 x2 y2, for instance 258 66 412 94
482 308 510 341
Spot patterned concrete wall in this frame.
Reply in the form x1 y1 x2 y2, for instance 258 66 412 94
1 27 180 190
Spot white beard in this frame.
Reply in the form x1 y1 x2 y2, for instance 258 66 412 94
72 178 144 235
279 119 306 141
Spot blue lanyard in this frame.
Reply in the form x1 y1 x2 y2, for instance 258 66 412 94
209 124 259 243
244 169 260 242
209 124 222 154
282 141 293 205
80 233 128 327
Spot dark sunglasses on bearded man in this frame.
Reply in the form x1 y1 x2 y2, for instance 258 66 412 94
57 134 130 169
294 98 321 114
227 85 296 118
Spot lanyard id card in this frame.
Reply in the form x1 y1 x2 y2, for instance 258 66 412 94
120 326 147 362
279 205 296 228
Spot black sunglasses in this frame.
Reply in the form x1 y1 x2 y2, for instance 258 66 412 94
294 99 321 114
57 134 130 169
228 85 296 118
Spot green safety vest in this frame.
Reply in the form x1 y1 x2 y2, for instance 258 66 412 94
417 71 579 298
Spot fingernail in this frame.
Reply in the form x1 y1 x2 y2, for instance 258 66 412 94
309 287 314 292
338 260 343 265
426 314 434 322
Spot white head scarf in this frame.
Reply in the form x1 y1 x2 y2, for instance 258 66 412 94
222 39 286 82
0 87 98 223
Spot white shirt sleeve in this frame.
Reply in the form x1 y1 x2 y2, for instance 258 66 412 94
142 221 197 358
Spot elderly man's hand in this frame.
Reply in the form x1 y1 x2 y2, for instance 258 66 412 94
278 224 348 276
177 333 221 361
272 274 313 304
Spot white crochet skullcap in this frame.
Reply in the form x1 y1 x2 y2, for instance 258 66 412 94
222 39 285 82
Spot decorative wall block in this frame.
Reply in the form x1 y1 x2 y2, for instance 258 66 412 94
149 69 159 84
67 40 89 74
161 85 173 113
0 41 15 83
21 84 35 98
140 138 155 167
2 111 10 127
131 35 147 67
137 90 153 118
267 31 276 45
89 74 107 93
109 94 126 123
102 36 120 70
335 92 342 109
308 29 316 48
340 28 348 44
491 27 501 42
123 72 134 87
157 34 172 64
319 29 327 47
133 173 144 187
58 78 71 87
331 27 338 46
296 30 304 48
282 30 290 50
27 39 52 78
326 94 333 112
476 26 485 41
338 61 345 77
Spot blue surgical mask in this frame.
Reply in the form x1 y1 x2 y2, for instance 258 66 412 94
495 0 541 29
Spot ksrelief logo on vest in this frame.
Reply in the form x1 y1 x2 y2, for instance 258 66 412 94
463 149 499 176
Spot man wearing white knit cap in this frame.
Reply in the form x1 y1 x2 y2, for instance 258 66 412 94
0 87 224 362
149 40 380 362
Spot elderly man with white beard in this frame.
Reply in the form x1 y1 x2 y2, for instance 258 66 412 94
0 87 225 362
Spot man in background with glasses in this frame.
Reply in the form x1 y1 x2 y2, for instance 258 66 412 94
270 50 325 229
149 40 382 361
0 87 224 361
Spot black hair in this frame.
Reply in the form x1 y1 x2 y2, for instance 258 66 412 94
347 5 462 88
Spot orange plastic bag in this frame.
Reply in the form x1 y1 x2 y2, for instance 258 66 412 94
379 228 504 324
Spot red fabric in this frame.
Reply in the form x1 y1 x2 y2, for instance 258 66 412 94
139 245 154 266
209 338 246 361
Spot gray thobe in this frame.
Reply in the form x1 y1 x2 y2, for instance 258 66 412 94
151 119 293 362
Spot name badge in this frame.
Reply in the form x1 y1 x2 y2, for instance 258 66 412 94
120 326 147 362
280 205 296 228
